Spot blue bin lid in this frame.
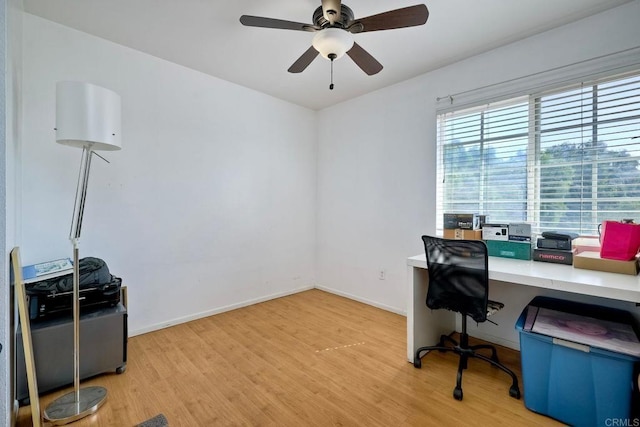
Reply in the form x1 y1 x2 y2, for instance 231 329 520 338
517 296 640 358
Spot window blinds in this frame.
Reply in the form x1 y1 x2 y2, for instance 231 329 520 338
436 72 640 235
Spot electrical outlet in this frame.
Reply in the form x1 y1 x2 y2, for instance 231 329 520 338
379 270 386 280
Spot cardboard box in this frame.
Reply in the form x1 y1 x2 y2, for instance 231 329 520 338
486 240 532 260
443 229 482 240
573 251 639 275
482 224 509 241
443 213 484 230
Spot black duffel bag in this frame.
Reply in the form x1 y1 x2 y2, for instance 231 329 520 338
26 257 112 294
25 257 122 321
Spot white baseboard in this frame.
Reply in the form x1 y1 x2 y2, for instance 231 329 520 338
469 331 520 351
314 285 407 316
129 285 314 337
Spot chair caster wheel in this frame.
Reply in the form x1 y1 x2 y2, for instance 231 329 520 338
509 385 521 399
413 358 422 369
453 387 463 401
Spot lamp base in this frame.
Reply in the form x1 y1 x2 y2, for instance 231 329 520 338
43 386 107 425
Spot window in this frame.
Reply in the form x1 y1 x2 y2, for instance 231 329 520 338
437 72 640 236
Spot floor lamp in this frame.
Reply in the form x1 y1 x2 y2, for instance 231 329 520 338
43 81 122 425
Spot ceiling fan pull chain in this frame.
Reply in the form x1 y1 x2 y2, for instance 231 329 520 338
329 53 336 90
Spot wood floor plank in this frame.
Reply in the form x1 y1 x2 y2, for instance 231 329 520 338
17 289 563 426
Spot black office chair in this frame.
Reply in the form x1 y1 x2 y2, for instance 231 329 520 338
413 235 521 401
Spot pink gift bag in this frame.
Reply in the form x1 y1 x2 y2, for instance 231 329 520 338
600 220 640 261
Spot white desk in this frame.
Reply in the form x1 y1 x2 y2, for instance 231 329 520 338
406 254 640 362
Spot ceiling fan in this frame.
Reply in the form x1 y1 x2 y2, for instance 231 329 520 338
240 1 429 89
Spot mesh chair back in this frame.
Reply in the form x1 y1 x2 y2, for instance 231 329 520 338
422 235 489 323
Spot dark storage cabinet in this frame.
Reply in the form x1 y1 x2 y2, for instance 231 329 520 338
16 303 127 403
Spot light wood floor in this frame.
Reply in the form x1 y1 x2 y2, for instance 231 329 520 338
17 289 563 426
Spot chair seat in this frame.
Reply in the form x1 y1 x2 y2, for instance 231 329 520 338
487 300 504 317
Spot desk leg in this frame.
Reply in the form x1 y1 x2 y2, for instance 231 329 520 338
407 265 456 363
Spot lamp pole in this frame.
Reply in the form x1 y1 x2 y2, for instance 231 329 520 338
44 147 108 425
70 147 93 401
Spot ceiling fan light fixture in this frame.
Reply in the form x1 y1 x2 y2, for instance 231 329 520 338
312 28 354 60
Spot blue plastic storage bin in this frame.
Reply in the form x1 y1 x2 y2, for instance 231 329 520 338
516 297 640 427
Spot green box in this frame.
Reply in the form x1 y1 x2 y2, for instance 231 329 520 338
486 240 532 260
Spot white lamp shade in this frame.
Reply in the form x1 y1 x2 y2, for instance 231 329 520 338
56 81 122 151
312 28 354 60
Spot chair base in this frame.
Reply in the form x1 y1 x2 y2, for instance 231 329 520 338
414 331 521 401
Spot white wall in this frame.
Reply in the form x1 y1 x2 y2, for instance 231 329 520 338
315 82 432 313
1 1 8 423
21 14 318 335
316 1 640 348
2 0 23 423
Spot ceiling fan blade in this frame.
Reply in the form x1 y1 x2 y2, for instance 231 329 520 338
288 46 320 73
346 42 383 76
321 0 342 25
347 4 429 33
240 15 318 32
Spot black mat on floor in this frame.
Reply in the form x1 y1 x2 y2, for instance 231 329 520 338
136 413 169 427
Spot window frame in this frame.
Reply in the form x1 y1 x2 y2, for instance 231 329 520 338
436 70 640 237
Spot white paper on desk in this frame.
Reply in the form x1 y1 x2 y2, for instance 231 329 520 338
531 307 640 357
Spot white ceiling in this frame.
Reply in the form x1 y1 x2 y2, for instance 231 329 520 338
24 0 633 110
